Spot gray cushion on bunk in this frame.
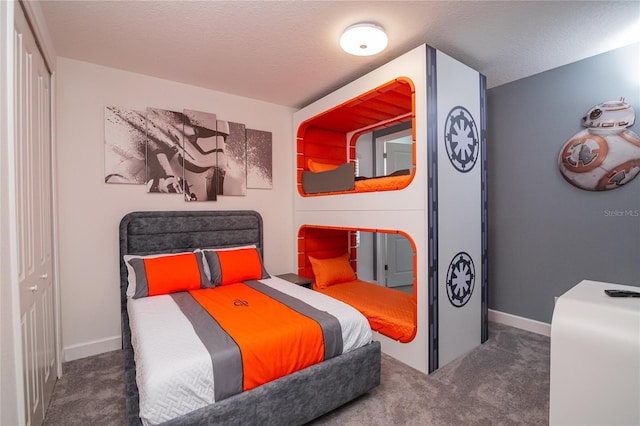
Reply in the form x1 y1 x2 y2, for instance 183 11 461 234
302 162 355 194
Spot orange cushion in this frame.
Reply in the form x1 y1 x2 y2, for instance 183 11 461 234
308 253 356 289
200 247 269 286
126 252 211 298
308 159 339 173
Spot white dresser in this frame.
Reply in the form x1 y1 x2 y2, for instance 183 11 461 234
550 279 640 425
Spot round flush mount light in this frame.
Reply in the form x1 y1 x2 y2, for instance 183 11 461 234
340 23 388 56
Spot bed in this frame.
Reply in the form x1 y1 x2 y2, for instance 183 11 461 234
120 210 381 426
301 162 412 195
315 279 416 343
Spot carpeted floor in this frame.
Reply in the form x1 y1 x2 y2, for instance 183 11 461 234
44 322 549 426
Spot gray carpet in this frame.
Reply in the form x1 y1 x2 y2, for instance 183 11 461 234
44 322 549 426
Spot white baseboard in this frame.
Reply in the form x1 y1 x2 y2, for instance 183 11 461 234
63 335 121 362
489 309 551 337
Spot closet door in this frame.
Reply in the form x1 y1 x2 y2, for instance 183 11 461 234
15 5 55 425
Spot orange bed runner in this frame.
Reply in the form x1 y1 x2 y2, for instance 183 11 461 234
315 279 416 342
190 284 325 391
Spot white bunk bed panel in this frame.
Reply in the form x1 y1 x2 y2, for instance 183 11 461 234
293 43 487 375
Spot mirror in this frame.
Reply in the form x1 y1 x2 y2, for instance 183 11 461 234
298 226 416 342
355 121 413 179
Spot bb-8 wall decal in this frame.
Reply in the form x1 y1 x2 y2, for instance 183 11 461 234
444 106 479 173
445 251 475 308
558 98 640 191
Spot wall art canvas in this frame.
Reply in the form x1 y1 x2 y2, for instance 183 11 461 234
104 106 146 184
558 98 640 191
223 121 247 196
145 107 188 194
246 128 273 189
182 109 221 201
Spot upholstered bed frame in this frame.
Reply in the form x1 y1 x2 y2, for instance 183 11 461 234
119 210 381 425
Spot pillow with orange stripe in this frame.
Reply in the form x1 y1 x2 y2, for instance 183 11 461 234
308 252 356 289
125 251 212 299
198 247 270 286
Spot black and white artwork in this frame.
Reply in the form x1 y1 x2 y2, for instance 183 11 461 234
247 128 273 189
223 121 247 196
105 104 269 199
181 109 222 201
104 106 146 184
145 108 187 194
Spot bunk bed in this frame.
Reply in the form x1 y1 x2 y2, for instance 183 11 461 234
299 227 417 343
294 43 487 374
120 210 381 426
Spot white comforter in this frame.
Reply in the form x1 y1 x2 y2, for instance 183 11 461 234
127 276 373 425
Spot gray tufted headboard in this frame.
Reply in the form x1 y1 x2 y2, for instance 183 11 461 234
119 210 264 306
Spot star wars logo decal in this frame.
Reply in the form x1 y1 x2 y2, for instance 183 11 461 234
444 106 479 173
445 251 475 308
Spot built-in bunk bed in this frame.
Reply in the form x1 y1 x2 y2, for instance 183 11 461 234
297 77 415 196
299 226 416 343
294 44 488 374
120 210 381 425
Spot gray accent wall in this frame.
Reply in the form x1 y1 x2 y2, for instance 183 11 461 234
488 43 640 324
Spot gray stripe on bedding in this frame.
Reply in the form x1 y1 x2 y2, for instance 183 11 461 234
244 280 343 359
170 292 242 401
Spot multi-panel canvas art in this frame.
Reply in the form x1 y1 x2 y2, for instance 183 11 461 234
104 106 272 200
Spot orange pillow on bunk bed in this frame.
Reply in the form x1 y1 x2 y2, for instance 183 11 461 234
307 159 340 173
308 253 356 289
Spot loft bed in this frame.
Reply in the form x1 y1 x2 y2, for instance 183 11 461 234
300 227 417 344
120 210 381 426
296 78 416 196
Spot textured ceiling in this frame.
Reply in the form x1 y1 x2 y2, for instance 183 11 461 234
37 0 640 109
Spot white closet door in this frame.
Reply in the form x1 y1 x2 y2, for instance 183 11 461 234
14 5 55 426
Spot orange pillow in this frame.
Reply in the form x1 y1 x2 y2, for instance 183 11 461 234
308 159 339 173
308 253 356 289
200 247 269 286
126 252 211 298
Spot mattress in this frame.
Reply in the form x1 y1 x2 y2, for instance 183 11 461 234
128 275 373 425
315 279 416 342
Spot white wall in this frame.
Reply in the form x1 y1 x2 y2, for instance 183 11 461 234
56 57 296 361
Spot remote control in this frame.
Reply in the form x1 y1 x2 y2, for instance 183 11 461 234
604 289 640 298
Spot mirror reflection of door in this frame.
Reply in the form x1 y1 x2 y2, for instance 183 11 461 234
356 121 412 178
384 234 413 290
383 135 413 175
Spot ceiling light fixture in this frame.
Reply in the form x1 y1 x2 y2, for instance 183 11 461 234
340 23 388 56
